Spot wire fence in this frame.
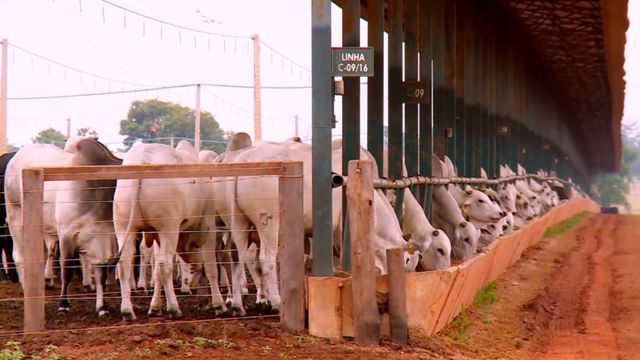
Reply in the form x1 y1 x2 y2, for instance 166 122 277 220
0 160 305 335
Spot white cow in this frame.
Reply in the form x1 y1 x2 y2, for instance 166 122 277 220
5 137 121 315
113 141 225 321
216 134 422 315
430 154 479 261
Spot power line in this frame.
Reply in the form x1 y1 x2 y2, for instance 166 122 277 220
100 0 249 40
40 0 143 85
7 83 311 101
9 42 149 87
260 40 310 74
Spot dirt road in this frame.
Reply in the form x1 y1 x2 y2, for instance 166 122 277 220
437 213 640 359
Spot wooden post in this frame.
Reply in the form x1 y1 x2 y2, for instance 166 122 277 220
1 39 8 154
278 161 305 331
22 168 45 333
252 34 262 141
294 115 299 138
194 84 201 152
386 248 408 345
347 160 379 345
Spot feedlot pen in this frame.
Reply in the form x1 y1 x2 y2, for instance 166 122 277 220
0 161 304 336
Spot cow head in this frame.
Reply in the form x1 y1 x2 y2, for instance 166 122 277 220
451 220 479 262
498 183 518 213
515 193 535 221
460 186 504 223
415 229 452 271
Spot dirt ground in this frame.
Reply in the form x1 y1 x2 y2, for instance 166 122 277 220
0 212 638 359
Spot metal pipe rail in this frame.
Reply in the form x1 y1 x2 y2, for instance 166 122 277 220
341 174 571 189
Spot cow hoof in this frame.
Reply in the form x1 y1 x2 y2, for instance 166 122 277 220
205 303 227 317
180 290 192 296
231 305 246 317
57 306 70 313
122 312 137 322
241 287 249 296
166 310 182 320
45 282 55 290
82 284 95 293
148 308 162 317
97 307 109 317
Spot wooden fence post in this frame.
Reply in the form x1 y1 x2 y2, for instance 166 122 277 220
347 160 380 345
278 161 305 331
386 248 408 345
22 168 45 333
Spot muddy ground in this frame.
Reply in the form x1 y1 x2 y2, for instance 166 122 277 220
0 212 637 359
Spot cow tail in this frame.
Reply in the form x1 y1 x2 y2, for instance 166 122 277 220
108 178 141 267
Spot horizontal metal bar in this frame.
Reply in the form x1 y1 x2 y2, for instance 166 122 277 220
341 174 570 189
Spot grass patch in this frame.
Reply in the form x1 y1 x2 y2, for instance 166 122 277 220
473 281 498 309
450 309 471 346
544 212 588 238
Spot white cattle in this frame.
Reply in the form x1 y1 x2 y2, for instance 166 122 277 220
5 137 121 315
113 141 224 321
431 154 479 261
217 134 423 315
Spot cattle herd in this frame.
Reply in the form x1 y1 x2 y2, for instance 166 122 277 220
0 133 583 323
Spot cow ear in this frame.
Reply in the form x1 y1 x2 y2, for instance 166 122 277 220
481 228 491 235
465 188 473 195
462 202 471 211
402 233 412 241
516 194 521 199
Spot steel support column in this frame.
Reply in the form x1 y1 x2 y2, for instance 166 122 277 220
340 0 360 272
367 0 384 171
311 0 333 276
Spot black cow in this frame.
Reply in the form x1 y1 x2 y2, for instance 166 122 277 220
0 152 18 283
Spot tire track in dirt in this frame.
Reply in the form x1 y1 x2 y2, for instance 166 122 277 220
531 214 618 359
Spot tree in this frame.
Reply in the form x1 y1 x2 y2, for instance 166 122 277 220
590 124 639 210
32 128 66 148
119 99 227 153
77 127 98 137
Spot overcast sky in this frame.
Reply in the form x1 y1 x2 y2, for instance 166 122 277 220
0 0 636 151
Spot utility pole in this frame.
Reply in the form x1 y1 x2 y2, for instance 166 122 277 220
294 115 299 138
65 118 71 139
252 34 262 141
195 84 201 152
1 39 8 153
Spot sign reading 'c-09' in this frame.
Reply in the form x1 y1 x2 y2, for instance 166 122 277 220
332 47 374 77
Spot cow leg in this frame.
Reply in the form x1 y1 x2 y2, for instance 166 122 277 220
229 230 250 316
154 232 181 319
177 256 192 295
148 250 164 317
199 241 226 316
0 247 8 281
44 235 58 289
80 253 95 292
256 228 281 311
116 231 137 321
94 263 108 316
137 242 152 292
245 243 266 304
2 234 18 283
56 244 75 312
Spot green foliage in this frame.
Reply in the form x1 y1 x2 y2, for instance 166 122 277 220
544 212 588 238
473 281 498 308
32 128 66 148
7 144 19 153
76 127 98 137
119 99 227 153
592 123 639 209
450 309 471 346
0 341 24 360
